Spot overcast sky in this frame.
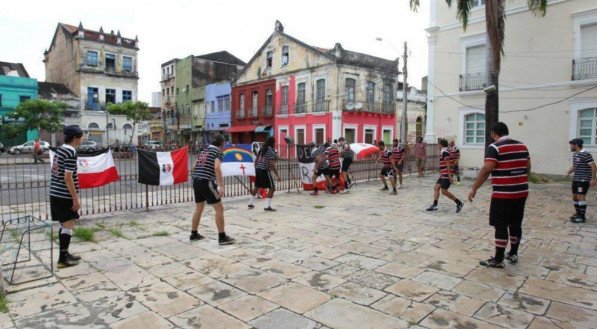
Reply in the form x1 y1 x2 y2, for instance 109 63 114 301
1 0 430 102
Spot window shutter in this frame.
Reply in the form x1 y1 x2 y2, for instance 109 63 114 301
581 23 597 58
466 45 486 74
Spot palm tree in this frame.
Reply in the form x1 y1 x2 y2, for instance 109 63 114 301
410 0 547 146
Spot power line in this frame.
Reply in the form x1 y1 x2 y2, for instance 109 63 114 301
426 79 483 110
502 84 597 113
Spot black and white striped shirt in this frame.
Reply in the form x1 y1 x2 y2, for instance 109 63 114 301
255 146 276 170
192 145 223 181
50 145 78 199
573 150 594 182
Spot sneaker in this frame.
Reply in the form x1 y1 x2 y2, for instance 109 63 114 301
390 190 397 195
218 235 236 245
190 233 205 241
57 258 79 269
248 204 255 209
310 191 319 196
65 251 81 261
571 216 586 223
505 253 518 264
340 189 348 194
456 181 461 186
330 189 337 194
479 257 505 269
426 205 438 211
398 185 403 189
380 186 389 191
570 213 579 220
456 202 464 213
264 207 277 211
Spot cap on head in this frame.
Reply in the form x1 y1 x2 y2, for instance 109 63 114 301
63 125 83 137
569 138 584 148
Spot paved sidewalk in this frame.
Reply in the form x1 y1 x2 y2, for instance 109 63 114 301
2 176 596 329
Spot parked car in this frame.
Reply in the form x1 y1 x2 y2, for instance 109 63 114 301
143 140 162 150
0 142 4 155
8 141 50 155
78 141 99 153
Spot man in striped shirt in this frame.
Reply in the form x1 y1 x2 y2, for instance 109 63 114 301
566 138 596 223
392 139 406 189
469 122 530 268
310 144 332 195
50 125 84 268
248 137 281 211
426 139 464 212
449 139 461 186
325 142 342 193
377 141 399 195
339 137 353 191
190 134 234 245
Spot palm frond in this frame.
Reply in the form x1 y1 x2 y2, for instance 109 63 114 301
454 0 471 30
486 0 506 71
409 0 420 11
528 0 547 17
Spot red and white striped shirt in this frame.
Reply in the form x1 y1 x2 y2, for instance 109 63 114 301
439 147 452 178
325 146 341 170
485 137 530 199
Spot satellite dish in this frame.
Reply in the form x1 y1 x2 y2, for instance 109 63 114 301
346 102 355 110
355 102 363 110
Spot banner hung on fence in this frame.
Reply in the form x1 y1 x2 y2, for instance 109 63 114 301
138 146 188 186
296 144 327 191
49 147 119 189
221 144 255 177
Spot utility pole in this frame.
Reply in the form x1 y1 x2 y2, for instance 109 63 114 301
401 42 408 144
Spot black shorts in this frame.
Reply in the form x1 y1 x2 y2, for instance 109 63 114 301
381 167 394 177
572 181 590 195
341 158 353 172
437 177 451 190
193 179 221 205
50 196 80 223
315 168 329 177
489 198 526 227
395 161 404 172
327 168 340 179
255 169 274 189
453 165 460 175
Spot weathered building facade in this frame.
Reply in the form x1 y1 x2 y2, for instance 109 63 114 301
43 22 139 146
0 62 37 145
204 82 233 142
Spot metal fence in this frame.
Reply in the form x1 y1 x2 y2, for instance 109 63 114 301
0 144 438 223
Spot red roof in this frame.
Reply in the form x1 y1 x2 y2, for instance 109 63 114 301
226 125 258 133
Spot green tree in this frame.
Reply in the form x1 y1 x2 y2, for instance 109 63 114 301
410 0 547 146
8 99 66 137
107 101 152 147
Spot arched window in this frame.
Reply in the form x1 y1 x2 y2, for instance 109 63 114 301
106 122 113 129
578 108 597 146
88 122 99 129
123 124 133 130
464 113 485 144
281 86 289 114
315 79 326 112
265 89 273 116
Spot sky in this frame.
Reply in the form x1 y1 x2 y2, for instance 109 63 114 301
0 0 430 103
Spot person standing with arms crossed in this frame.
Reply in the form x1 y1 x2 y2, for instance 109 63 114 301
50 126 84 268
566 138 597 223
190 134 235 245
469 122 530 268
248 137 281 211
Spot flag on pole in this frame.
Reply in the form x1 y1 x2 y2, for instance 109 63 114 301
138 146 188 186
49 148 119 189
221 144 255 177
297 144 327 190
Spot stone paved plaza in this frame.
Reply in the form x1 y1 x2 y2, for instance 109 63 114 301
1 176 597 329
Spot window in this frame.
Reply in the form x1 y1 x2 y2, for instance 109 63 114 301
162 88 165 96
87 51 98 66
239 94 245 118
87 87 99 109
123 124 133 134
383 129 392 144
315 128 324 144
19 96 30 103
171 86 174 95
464 113 485 144
315 79 326 112
344 128 356 144
88 122 99 129
106 53 115 71
281 86 289 114
364 128 375 144
462 45 486 91
223 97 230 113
366 81 375 108
296 82 306 113
185 85 190 94
176 88 179 95
218 98 224 113
123 56 133 72
266 51 273 69
296 128 305 145
122 90 132 102
106 88 116 104
107 122 113 130
252 91 258 117
282 46 289 66
383 83 393 105
574 23 597 80
578 108 597 145
265 89 273 116
0 95 2 106
345 78 356 104
469 0 485 8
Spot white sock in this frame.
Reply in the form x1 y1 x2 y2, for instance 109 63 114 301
249 195 255 205
266 198 271 208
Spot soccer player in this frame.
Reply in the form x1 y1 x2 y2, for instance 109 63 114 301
426 139 464 212
377 141 398 195
310 144 331 195
190 134 235 245
468 122 530 268
325 142 342 193
339 137 353 191
50 125 84 268
449 139 461 185
248 137 281 211
392 139 406 189
415 137 427 177
566 138 596 223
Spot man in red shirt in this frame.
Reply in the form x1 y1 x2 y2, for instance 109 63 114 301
33 138 44 164
469 122 531 268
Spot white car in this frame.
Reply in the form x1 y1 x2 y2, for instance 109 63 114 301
8 141 50 155
143 140 162 150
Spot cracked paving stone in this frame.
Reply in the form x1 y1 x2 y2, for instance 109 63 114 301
426 290 485 316
497 291 550 316
329 282 386 306
384 279 439 302
421 308 503 329
8 283 77 319
292 272 346 292
473 302 535 329
371 294 435 324
110 311 174 329
306 298 409 329
250 308 317 329
218 295 278 321
257 282 330 314
129 282 200 318
169 305 250 329
545 301 597 328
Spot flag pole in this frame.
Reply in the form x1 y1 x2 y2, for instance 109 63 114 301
145 184 149 211
234 176 252 193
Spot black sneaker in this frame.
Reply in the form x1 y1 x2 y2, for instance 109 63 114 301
570 213 579 220
479 257 505 269
218 235 236 245
390 190 397 195
264 207 276 211
505 253 518 264
571 216 586 223
456 202 464 213
248 204 255 209
380 186 389 191
65 251 81 261
190 233 205 241
57 258 79 269
426 205 438 211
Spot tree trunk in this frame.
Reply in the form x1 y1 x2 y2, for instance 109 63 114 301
129 123 136 147
484 28 500 148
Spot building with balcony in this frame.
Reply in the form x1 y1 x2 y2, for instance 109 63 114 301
427 0 597 175
0 62 38 145
230 79 276 143
160 58 178 144
232 21 400 148
43 22 139 146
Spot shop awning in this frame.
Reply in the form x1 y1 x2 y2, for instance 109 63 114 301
226 125 257 133
255 125 272 133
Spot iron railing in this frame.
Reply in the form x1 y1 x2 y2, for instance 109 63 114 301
572 57 597 81
0 145 438 223
342 99 396 114
459 73 487 91
236 109 245 119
